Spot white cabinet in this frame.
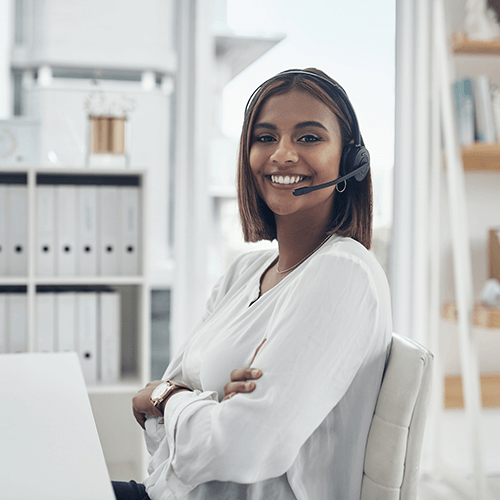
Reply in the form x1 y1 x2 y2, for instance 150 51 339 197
0 167 150 480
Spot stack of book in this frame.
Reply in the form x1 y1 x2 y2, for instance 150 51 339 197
454 76 500 145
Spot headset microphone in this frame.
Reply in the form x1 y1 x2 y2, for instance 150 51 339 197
292 162 369 196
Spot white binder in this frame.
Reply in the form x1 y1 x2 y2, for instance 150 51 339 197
119 186 140 275
0 292 6 353
77 186 98 276
77 290 98 384
7 185 28 276
36 185 56 276
98 186 119 276
7 291 27 353
98 289 121 384
35 291 55 352
0 185 7 275
55 185 77 276
56 291 77 352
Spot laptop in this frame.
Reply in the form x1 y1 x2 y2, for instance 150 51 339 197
0 352 116 500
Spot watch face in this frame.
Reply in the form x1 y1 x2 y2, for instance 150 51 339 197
151 381 170 400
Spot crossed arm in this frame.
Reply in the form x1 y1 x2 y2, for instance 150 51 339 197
132 367 262 429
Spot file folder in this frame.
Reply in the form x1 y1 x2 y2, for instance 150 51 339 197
56 291 77 352
99 289 121 383
98 186 119 276
0 291 6 353
36 185 56 276
35 290 55 352
0 184 7 276
119 186 140 275
7 290 27 353
77 290 98 384
55 185 77 276
7 185 28 276
77 186 98 276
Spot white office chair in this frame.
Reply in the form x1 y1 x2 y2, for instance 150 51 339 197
360 333 434 500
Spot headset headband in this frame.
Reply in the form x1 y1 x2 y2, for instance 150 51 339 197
244 70 363 147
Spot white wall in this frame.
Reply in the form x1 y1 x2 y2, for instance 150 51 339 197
29 0 175 71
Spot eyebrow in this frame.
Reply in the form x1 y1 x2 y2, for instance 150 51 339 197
253 121 328 131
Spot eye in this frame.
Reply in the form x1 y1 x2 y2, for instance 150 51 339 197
298 134 321 143
253 135 276 143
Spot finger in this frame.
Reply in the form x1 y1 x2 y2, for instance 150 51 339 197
230 367 262 382
222 392 237 402
133 409 146 430
224 380 256 397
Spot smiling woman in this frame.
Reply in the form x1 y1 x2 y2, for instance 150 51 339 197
116 69 392 500
239 69 372 249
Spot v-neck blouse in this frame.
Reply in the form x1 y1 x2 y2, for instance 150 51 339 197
143 235 392 500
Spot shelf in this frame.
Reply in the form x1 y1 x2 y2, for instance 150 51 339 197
33 276 145 285
0 277 144 286
452 33 500 55
461 144 500 171
445 374 500 408
0 277 29 285
442 301 500 328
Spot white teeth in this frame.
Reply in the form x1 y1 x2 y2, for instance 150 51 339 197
271 175 305 185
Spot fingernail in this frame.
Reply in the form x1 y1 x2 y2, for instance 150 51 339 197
251 369 261 377
246 382 255 390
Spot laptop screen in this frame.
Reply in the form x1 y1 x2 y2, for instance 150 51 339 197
0 352 115 500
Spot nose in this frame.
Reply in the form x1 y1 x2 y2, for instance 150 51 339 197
269 138 299 164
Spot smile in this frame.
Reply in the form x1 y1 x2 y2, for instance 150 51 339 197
269 175 307 185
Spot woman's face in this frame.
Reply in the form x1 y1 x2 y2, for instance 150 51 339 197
249 89 343 221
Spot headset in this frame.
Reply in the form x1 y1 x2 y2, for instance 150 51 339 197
244 70 370 196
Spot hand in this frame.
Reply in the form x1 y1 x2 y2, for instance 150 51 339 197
222 367 262 402
132 381 166 430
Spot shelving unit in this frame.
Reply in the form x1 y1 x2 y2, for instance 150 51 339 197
0 165 150 480
431 2 500 496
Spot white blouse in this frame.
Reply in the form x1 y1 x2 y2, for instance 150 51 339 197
143 235 392 500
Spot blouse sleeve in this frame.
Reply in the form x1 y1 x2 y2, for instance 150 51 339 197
158 250 385 496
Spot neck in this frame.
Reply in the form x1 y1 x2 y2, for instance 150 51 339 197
274 209 331 272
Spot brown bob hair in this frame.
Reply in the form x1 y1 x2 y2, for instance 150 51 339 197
237 68 373 250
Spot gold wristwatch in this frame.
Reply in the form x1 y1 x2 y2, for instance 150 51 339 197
150 380 192 409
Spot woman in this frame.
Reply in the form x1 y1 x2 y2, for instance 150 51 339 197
116 68 392 500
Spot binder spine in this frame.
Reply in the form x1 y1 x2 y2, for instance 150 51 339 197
55 185 77 276
56 291 77 352
7 185 28 276
77 186 98 276
77 290 98 385
0 184 7 276
98 186 119 276
7 290 28 353
119 186 140 276
0 291 6 353
35 290 55 352
99 289 121 384
36 185 56 276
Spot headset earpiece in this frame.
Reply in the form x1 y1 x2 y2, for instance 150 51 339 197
340 144 370 181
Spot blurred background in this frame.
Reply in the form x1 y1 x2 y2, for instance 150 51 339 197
1 0 499 498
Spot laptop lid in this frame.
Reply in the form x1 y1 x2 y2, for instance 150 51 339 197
0 352 115 500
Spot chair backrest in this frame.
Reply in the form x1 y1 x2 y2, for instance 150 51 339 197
360 333 434 500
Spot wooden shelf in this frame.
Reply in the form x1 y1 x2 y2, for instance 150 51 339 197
442 301 500 328
452 33 500 55
461 144 500 171
445 374 500 408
